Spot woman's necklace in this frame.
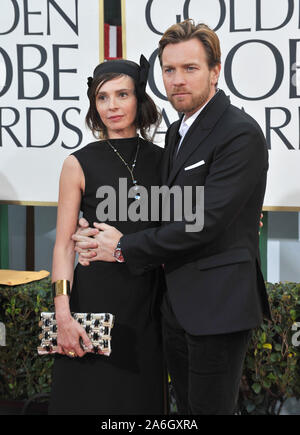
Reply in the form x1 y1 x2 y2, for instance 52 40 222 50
106 137 141 200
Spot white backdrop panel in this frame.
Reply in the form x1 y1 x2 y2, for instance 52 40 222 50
125 0 300 208
0 0 100 203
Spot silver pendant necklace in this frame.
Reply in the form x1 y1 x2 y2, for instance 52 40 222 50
106 137 141 200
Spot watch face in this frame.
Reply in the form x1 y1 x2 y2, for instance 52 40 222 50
114 248 124 262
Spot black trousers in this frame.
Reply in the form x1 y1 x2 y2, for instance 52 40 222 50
162 294 251 415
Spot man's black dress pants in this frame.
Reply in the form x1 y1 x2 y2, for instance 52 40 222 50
162 293 251 415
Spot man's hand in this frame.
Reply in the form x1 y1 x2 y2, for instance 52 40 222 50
72 218 123 265
93 223 123 260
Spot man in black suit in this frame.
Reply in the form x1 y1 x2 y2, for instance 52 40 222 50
73 20 270 414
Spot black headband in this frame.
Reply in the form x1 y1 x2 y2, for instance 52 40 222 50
87 55 150 101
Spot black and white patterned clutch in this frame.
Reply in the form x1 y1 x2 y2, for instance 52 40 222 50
37 312 115 356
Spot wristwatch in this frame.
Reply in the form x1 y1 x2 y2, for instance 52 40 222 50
113 240 125 263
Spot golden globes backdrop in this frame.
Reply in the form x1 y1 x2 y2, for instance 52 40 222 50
0 0 102 204
125 0 300 209
0 0 299 209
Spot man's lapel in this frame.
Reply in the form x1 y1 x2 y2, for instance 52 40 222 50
161 119 182 185
166 90 230 186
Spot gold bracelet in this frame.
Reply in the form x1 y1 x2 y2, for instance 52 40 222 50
52 280 71 299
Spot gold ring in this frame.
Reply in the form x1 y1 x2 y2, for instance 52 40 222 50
68 351 76 357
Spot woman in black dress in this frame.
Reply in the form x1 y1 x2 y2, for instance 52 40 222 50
48 57 165 414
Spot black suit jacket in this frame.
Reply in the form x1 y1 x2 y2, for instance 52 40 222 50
121 90 271 335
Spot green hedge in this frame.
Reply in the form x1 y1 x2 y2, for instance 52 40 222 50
0 277 53 400
0 278 300 414
239 282 300 414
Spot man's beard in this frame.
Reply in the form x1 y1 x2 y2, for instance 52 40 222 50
169 82 211 115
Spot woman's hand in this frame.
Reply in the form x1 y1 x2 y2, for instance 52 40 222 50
72 217 99 266
56 315 93 358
